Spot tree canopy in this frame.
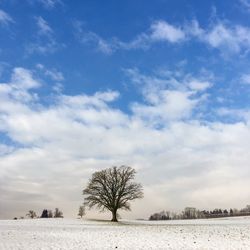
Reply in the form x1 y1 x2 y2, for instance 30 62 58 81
83 166 143 222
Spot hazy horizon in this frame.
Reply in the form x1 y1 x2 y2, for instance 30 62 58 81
1 0 250 220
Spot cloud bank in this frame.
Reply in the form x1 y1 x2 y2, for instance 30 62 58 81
1 67 250 219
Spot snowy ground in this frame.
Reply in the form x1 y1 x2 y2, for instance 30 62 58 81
0 217 250 249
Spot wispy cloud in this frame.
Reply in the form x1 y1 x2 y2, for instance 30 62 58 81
36 16 53 36
35 0 62 9
125 68 212 124
0 67 40 105
36 63 64 81
26 0 62 9
26 16 63 55
73 20 186 54
239 0 250 11
73 21 114 54
204 22 250 54
0 9 13 26
75 18 250 56
150 20 185 43
26 39 62 55
240 73 250 84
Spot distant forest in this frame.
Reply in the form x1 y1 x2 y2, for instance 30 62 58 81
149 205 250 220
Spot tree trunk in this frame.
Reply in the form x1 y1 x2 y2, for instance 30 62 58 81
111 210 118 222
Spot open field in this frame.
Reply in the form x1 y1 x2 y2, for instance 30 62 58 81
0 217 250 249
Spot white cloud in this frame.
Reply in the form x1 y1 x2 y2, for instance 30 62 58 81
184 20 250 54
36 16 53 36
26 16 62 55
26 40 62 55
38 0 62 9
75 18 250 55
11 67 41 90
0 67 40 106
1 67 250 220
126 69 211 125
45 69 64 81
240 73 250 84
52 82 63 93
188 79 212 91
36 64 64 81
185 19 204 37
217 107 250 122
73 21 114 54
239 0 250 11
150 20 185 43
185 20 250 54
205 23 244 53
132 90 198 123
74 20 186 54
0 9 13 26
59 90 120 110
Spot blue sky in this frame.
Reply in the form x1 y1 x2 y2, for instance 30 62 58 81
1 0 250 219
1 0 250 114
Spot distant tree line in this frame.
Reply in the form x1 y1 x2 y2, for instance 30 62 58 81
149 205 250 220
15 208 64 220
40 208 63 218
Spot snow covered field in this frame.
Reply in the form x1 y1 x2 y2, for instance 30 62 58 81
0 217 250 249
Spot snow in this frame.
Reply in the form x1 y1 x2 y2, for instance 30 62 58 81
0 217 250 249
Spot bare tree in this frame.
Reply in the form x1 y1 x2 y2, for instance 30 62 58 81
78 205 85 218
26 210 37 219
48 210 53 218
83 166 143 222
54 208 63 218
41 209 48 218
